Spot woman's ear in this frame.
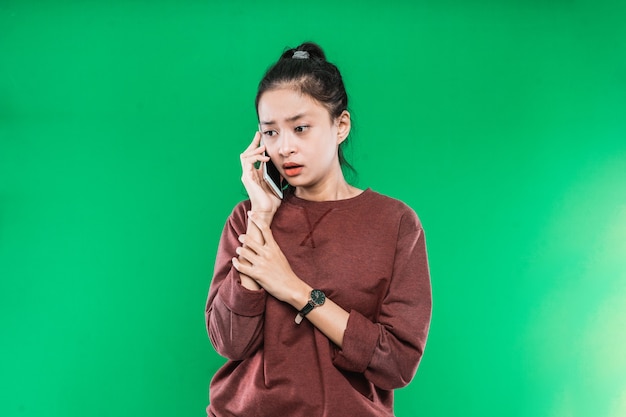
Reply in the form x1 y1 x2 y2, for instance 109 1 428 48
336 110 351 144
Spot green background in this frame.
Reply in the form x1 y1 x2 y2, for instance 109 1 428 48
1 1 625 416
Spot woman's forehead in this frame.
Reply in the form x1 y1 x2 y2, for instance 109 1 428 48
257 88 327 124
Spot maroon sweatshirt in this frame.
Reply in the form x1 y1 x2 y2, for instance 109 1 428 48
206 189 431 417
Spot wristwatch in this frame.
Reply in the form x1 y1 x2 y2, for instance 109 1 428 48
295 289 326 324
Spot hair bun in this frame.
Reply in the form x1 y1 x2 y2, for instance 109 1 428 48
280 42 326 61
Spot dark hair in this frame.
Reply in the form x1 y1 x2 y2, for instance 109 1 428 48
255 42 355 177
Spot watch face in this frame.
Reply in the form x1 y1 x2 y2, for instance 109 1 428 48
311 289 326 306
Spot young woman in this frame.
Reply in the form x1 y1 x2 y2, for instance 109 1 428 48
205 42 431 417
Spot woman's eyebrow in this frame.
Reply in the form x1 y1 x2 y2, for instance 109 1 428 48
260 113 307 126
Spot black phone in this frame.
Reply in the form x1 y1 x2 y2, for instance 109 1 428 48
262 145 284 199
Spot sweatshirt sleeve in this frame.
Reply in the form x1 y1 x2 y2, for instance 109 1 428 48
332 209 432 390
205 202 267 361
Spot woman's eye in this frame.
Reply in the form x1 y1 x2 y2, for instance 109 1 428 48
263 130 277 137
295 125 309 133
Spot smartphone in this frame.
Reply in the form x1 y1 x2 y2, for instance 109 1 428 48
261 142 284 199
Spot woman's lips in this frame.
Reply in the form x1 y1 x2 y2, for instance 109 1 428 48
283 163 303 177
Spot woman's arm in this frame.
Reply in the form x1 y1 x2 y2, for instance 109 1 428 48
205 204 267 360
331 211 432 390
233 212 351 348
206 132 283 360
234 209 432 389
236 131 281 290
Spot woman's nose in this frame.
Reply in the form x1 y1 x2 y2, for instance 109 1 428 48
278 132 296 156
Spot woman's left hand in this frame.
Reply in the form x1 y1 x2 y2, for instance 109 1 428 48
232 211 309 308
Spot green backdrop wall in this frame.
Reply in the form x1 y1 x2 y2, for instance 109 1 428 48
1 1 625 416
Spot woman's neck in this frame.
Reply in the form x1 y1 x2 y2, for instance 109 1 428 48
294 177 362 202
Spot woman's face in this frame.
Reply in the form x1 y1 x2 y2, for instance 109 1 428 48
257 88 350 195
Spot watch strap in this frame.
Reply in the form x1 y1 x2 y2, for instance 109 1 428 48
295 301 314 324
299 302 315 316
295 290 325 325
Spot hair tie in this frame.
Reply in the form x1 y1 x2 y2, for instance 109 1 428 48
292 50 309 59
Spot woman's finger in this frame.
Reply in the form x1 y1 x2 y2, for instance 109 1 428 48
240 149 268 166
240 152 269 173
231 257 250 275
235 245 258 264
240 132 268 163
238 234 263 254
237 234 264 257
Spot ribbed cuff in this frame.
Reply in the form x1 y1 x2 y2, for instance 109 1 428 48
332 310 379 373
220 272 267 317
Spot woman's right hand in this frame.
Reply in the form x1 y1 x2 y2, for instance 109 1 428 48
239 131 282 216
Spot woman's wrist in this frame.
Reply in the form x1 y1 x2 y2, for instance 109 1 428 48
289 282 313 311
249 208 276 224
240 274 262 291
